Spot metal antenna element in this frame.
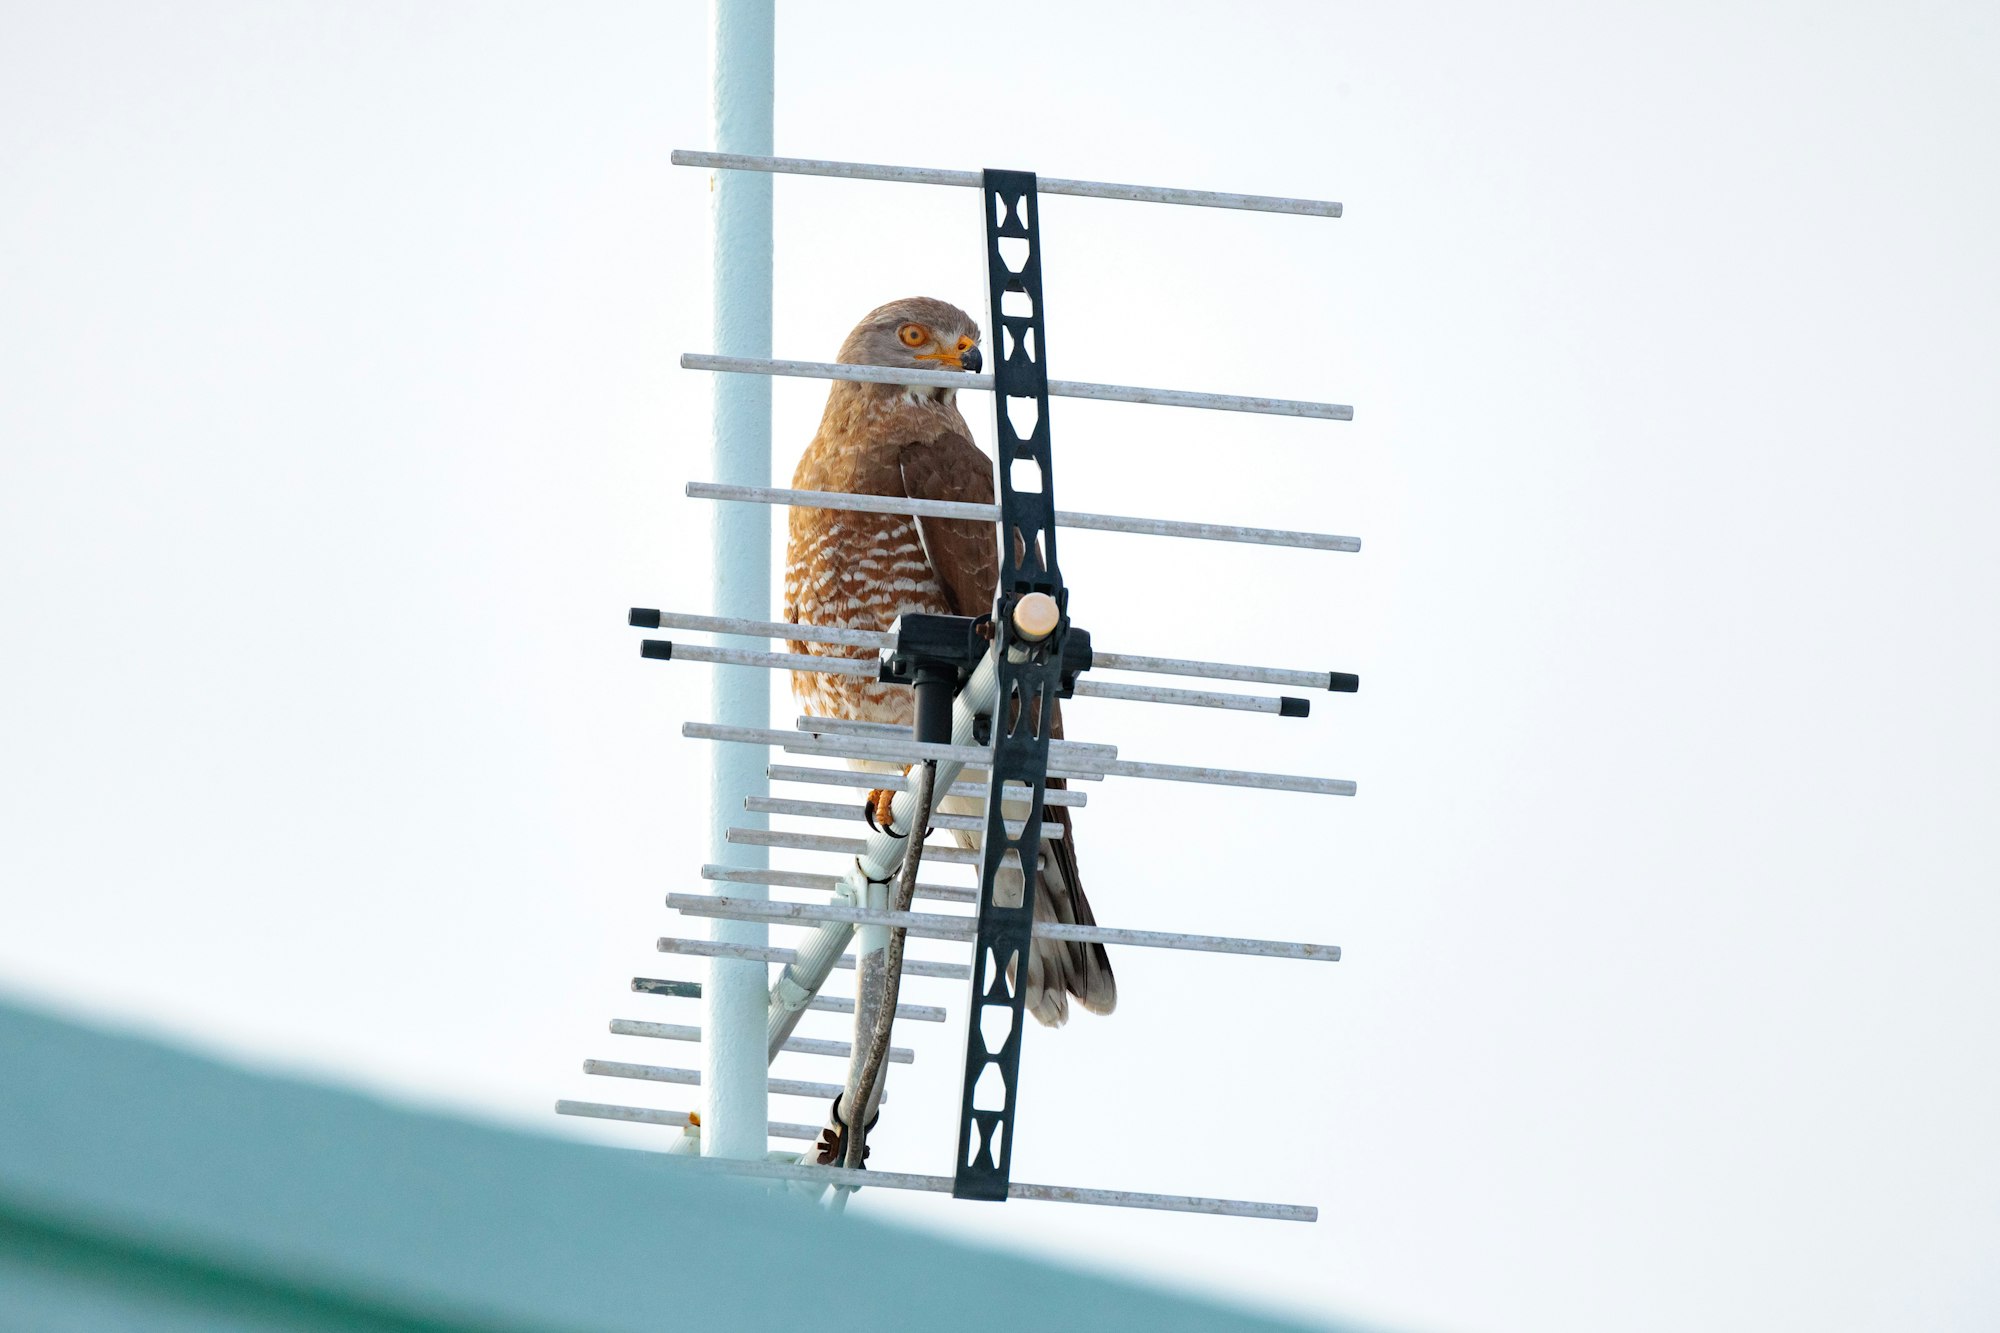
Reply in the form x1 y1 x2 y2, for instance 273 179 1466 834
745 795 1065 839
762 763 1089 807
669 148 1343 217
609 1019 916 1066
679 353 1352 421
658 1153 1318 1223
656 935 971 982
665 894 1342 963
630 606 1358 703
682 481 1361 553
558 1099 825 1143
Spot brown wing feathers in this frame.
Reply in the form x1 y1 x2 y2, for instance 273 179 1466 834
898 434 999 620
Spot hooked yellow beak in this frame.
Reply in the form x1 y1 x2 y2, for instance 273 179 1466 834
915 343 982 372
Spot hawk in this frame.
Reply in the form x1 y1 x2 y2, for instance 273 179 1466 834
783 296 1115 1027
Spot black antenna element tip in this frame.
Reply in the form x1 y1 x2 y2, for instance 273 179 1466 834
1327 672 1360 693
632 977 702 998
640 640 674 660
629 608 662 628
1279 697 1310 717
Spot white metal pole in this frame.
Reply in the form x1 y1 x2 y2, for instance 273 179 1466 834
702 0 774 1163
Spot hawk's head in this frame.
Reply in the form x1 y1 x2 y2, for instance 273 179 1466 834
837 297 983 401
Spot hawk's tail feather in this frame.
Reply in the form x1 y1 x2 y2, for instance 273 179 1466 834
1024 910 1117 1027
936 781 1115 1029
1020 802 1115 1028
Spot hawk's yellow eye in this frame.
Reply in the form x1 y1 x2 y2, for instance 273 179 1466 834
897 324 927 347
956 336 974 353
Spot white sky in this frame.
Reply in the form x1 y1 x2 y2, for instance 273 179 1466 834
4 3 1998 1331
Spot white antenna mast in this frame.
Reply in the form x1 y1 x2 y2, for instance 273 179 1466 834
699 0 774 1165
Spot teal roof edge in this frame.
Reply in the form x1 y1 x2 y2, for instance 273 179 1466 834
0 997 1343 1333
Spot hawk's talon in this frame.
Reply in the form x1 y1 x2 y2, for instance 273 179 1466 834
864 786 904 837
816 1092 877 1167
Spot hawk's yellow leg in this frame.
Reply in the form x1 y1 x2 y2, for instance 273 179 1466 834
865 767 910 834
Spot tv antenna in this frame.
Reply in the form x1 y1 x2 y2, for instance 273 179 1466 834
560 3 1356 1226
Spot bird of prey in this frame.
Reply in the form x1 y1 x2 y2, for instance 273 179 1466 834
783 296 1115 1027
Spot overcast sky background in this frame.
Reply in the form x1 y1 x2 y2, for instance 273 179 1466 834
4 3 1998 1331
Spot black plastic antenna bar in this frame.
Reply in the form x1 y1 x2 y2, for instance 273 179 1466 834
954 169 1068 1202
